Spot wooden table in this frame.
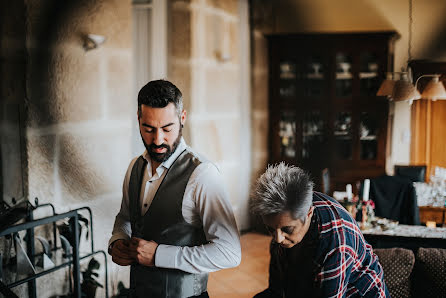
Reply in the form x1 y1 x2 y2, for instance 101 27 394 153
419 206 446 226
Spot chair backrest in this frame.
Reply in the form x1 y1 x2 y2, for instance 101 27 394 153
370 175 420 225
394 165 426 182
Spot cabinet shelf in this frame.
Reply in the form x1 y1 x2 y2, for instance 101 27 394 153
359 72 378 79
360 136 377 140
336 73 353 80
307 73 324 79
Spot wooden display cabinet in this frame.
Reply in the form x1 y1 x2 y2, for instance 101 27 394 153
267 32 398 191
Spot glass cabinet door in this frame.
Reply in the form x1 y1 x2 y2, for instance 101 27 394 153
334 111 352 159
302 111 325 159
279 61 296 98
360 52 380 96
360 111 378 160
335 53 353 98
303 55 326 98
278 110 296 158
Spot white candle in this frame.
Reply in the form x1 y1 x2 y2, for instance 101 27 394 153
346 184 352 201
363 179 370 201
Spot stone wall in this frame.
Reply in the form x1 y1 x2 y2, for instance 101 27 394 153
169 0 251 230
2 0 253 296
2 0 134 296
250 0 273 185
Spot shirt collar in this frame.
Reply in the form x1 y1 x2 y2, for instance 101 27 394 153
142 137 187 171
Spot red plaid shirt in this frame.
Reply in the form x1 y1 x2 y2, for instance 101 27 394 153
258 192 389 298
313 192 388 297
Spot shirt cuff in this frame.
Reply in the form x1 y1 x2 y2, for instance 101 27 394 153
155 244 180 269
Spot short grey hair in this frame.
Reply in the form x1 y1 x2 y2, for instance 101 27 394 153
250 162 314 222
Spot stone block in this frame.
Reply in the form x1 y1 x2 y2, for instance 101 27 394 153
190 117 240 163
27 135 56 202
170 7 192 59
170 0 193 4
189 120 222 162
251 154 268 182
52 51 103 122
169 62 192 110
252 116 269 153
218 163 240 205
205 0 238 15
27 48 105 125
106 55 134 120
253 33 268 69
204 14 223 60
203 67 240 113
252 71 269 111
250 0 275 32
204 15 239 63
70 0 132 50
58 131 132 203
228 21 239 63
2 59 26 102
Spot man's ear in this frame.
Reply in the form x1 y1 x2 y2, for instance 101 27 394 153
180 110 187 126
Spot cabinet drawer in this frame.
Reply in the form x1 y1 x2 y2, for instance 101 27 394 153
419 207 445 224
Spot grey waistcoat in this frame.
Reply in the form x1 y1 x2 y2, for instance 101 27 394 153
128 149 208 298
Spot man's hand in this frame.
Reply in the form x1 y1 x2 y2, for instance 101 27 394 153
129 237 159 267
111 239 135 266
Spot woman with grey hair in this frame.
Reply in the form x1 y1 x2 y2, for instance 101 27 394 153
251 163 388 298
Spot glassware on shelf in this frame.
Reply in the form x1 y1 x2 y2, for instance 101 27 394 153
279 83 296 97
429 167 446 207
304 56 325 97
278 111 296 158
360 112 378 160
334 111 352 159
335 53 353 97
413 167 446 207
302 111 325 159
307 62 323 79
279 61 296 79
360 52 380 96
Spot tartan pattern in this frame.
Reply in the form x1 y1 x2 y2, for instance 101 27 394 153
313 192 389 297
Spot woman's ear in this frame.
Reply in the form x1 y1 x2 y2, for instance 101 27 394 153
307 206 315 218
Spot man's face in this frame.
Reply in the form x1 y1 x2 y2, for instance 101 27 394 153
138 103 186 163
263 208 314 249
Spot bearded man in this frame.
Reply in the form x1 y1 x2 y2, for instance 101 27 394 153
109 80 241 298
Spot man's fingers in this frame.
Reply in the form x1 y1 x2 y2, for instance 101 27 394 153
115 241 136 254
112 255 134 266
130 237 142 244
113 248 132 259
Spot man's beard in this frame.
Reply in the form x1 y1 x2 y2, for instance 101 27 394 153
142 127 182 163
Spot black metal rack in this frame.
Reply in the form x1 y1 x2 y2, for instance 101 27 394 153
0 203 109 298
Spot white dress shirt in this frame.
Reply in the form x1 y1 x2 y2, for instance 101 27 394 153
109 138 241 274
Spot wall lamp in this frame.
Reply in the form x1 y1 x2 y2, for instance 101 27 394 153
83 34 106 51
377 72 446 105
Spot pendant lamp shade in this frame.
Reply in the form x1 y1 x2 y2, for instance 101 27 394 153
376 73 395 97
392 72 420 103
420 75 446 100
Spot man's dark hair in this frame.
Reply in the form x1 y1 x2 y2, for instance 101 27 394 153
137 80 183 117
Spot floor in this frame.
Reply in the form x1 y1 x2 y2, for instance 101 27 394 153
207 232 271 298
